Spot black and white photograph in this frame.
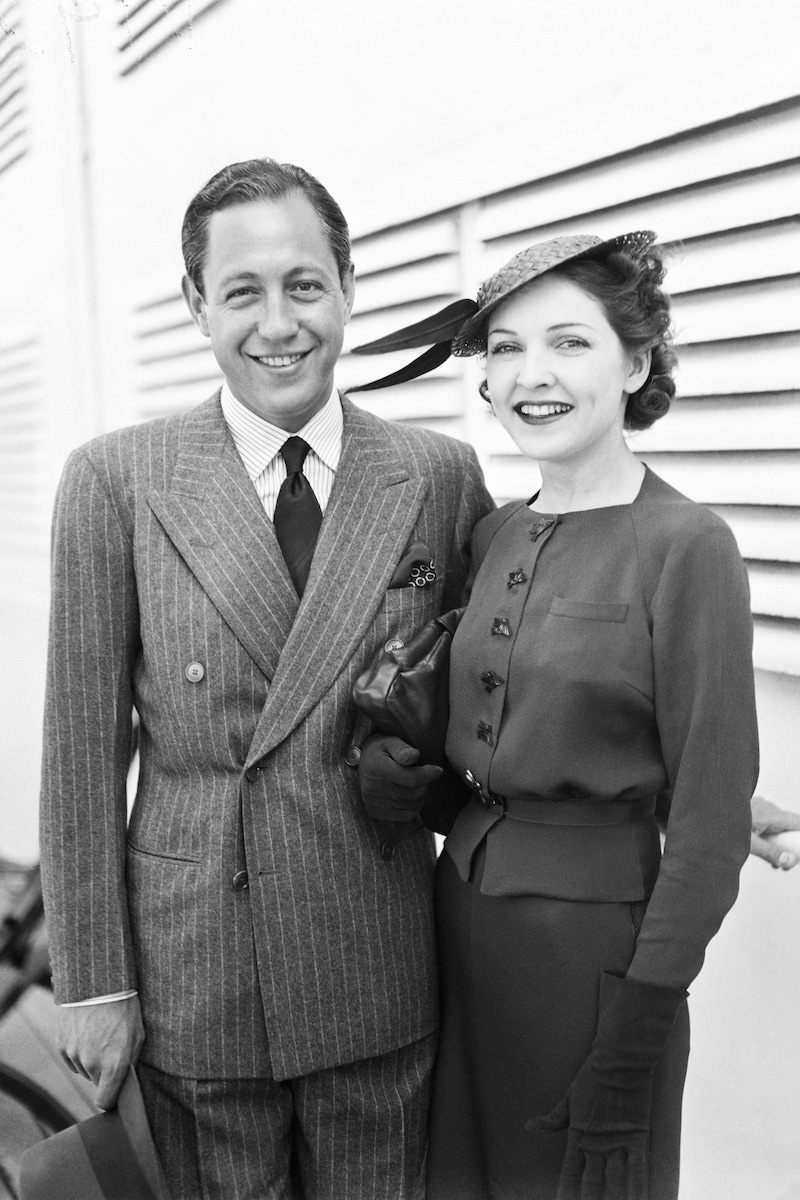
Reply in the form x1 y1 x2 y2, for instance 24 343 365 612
0 1 799 1197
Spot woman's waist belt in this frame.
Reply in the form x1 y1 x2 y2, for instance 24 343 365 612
445 791 661 901
484 793 657 826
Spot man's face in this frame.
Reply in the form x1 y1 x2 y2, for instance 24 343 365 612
183 193 355 431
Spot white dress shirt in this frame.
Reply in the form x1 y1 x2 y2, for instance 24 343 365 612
220 381 343 518
62 384 344 1009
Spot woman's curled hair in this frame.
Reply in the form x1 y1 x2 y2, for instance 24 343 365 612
556 243 677 430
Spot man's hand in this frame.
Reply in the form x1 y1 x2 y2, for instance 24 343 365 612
750 795 800 870
357 732 443 821
58 994 145 1110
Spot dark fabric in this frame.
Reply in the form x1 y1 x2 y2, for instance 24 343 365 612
541 972 688 1198
427 851 689 1200
445 466 758 990
445 794 662 900
273 437 323 596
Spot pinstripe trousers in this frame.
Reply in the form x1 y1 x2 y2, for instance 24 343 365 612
137 1033 436 1200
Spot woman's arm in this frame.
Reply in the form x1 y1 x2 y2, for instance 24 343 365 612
628 516 759 989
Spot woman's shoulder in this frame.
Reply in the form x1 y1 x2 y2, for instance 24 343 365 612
634 466 737 546
633 467 746 600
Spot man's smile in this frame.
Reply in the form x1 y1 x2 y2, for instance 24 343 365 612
251 350 312 369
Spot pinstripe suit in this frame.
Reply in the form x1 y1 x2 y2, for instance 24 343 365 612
40 392 492 1196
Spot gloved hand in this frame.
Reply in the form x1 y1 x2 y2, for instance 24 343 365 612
357 732 443 821
532 972 687 1200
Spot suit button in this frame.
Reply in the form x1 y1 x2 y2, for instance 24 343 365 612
232 870 249 891
380 842 395 862
384 637 404 653
245 765 261 782
344 745 362 767
185 661 205 683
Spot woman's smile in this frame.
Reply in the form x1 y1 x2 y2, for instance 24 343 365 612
514 400 574 422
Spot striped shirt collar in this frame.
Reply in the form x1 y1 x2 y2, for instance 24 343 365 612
220 381 343 482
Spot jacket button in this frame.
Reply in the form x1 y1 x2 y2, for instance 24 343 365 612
232 870 249 891
185 661 205 683
380 841 395 862
245 765 261 782
344 745 362 767
384 637 404 653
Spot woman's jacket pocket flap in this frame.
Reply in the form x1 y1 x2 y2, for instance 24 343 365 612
550 597 629 623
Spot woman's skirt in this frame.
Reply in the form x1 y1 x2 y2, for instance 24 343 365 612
426 849 690 1200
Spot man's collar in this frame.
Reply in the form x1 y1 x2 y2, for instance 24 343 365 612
220 382 343 479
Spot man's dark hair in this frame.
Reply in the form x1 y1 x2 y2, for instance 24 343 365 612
182 158 352 296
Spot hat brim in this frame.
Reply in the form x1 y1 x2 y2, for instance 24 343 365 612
452 230 657 356
18 1069 170 1200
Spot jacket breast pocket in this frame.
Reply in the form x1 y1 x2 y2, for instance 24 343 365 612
549 597 629 623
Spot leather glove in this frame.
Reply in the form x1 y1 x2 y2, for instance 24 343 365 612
357 732 442 821
532 972 687 1200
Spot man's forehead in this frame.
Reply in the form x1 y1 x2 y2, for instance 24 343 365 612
205 196 333 264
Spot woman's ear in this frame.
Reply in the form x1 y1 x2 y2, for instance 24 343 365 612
625 348 652 394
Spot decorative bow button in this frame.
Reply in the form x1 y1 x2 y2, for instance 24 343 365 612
477 721 494 746
491 617 512 637
530 516 555 542
480 670 505 693
507 569 528 588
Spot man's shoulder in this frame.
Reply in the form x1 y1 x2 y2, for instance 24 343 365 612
67 394 221 474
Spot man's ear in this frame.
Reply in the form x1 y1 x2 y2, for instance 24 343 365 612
342 263 356 325
626 348 652 394
182 274 210 337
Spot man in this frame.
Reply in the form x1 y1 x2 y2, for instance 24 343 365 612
39 158 493 1200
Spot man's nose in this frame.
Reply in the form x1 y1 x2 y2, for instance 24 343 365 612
516 348 556 390
256 295 299 341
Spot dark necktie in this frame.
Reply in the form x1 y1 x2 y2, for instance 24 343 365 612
273 436 323 597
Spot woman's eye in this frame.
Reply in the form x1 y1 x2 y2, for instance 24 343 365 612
488 342 519 356
556 336 588 351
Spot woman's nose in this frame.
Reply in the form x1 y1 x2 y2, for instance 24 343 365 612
516 348 556 389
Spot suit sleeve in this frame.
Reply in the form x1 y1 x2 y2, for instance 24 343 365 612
443 442 495 612
40 449 140 1003
627 518 759 989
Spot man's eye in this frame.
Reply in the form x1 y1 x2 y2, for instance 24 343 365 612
227 287 256 301
292 280 323 295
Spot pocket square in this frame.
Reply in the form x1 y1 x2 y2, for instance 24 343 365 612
388 542 438 589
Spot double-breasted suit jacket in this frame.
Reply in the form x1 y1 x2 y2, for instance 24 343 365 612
40 393 493 1082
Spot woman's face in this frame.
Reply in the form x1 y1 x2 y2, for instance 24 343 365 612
484 273 649 468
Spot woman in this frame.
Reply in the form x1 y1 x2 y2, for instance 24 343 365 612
354 232 759 1200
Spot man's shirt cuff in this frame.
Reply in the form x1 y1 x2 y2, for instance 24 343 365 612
61 990 138 1007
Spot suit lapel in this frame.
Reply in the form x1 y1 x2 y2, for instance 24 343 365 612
146 397 298 681
247 399 428 761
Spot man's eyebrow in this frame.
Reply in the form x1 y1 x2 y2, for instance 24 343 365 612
218 269 260 287
217 264 331 286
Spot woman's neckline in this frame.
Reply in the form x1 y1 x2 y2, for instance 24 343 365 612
527 465 650 515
